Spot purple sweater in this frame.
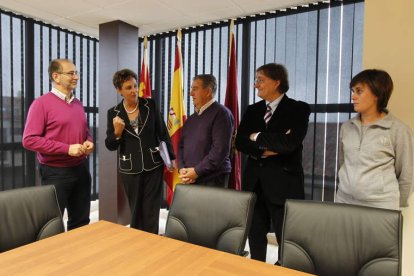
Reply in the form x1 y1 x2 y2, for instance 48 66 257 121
178 102 234 183
22 92 92 167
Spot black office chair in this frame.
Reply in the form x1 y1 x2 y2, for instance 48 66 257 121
165 184 256 255
280 199 402 276
0 185 65 252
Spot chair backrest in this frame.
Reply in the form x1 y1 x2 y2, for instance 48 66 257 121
0 185 65 252
165 184 256 255
281 199 402 276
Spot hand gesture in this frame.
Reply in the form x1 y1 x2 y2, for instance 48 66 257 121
68 144 87 157
113 116 125 138
178 167 197 184
83 140 94 155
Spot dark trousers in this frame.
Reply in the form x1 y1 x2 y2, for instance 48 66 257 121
39 162 91 231
249 186 284 262
196 173 229 188
121 166 163 234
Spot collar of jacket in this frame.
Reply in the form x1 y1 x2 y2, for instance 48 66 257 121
350 112 393 129
113 98 150 138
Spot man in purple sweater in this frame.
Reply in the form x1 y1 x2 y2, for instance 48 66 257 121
178 74 234 187
23 59 93 230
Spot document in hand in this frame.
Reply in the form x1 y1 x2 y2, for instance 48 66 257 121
159 141 173 169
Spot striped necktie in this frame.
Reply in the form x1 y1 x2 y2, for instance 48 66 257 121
264 104 272 124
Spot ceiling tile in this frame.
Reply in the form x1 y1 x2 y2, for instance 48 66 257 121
0 0 319 38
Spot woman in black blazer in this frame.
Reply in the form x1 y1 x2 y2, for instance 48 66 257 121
105 69 175 233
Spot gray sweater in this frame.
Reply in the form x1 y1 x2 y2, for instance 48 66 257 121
337 113 414 209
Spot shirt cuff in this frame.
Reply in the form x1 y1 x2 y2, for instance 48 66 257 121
249 132 261 142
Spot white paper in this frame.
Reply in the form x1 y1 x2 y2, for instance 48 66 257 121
159 141 173 169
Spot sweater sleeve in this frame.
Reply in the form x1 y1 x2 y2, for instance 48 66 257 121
194 108 234 177
22 99 69 155
394 124 414 207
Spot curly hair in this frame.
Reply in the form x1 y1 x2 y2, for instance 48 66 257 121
112 69 138 89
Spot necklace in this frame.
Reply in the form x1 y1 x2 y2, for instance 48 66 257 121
123 102 138 114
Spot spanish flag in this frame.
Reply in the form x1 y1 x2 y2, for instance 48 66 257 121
165 30 186 205
138 36 151 98
224 20 241 190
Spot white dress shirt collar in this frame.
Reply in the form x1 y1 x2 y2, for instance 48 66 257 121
51 87 75 103
196 99 215 115
266 93 284 113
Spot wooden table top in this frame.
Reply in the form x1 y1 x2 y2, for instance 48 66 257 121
0 220 311 275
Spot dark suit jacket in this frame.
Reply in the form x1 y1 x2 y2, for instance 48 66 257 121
235 95 310 204
105 98 175 174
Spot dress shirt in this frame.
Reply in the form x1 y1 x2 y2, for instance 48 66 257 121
196 99 215 115
251 94 284 142
51 87 75 103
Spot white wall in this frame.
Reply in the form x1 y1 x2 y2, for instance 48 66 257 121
364 1 414 275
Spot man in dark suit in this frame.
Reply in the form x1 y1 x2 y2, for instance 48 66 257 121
235 63 310 263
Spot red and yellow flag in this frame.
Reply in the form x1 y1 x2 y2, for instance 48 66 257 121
138 36 151 98
165 30 187 205
224 20 241 190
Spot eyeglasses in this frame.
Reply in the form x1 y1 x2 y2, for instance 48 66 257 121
254 78 266 84
57 71 79 77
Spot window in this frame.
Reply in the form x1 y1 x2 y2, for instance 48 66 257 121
140 0 364 201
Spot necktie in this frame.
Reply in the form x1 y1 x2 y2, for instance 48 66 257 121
264 104 272 124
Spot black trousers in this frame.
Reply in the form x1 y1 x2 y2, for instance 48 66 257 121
39 162 91 231
121 166 164 234
248 185 284 262
196 173 229 188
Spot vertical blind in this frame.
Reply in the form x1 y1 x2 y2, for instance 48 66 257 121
139 0 364 201
0 10 99 199
1 0 364 202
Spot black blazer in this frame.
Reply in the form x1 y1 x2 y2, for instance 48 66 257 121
105 98 175 174
235 95 310 204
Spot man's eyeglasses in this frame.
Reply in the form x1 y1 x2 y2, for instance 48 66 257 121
57 71 79 77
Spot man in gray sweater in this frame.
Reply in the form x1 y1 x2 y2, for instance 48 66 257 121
178 74 234 187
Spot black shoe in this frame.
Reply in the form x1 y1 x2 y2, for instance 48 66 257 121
274 261 281 266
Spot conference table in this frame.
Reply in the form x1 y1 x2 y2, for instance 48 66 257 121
0 220 311 275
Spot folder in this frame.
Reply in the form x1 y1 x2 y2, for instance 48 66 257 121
159 141 173 169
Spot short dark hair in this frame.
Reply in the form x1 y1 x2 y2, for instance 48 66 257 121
350 69 393 113
112 69 138 89
256 63 289 93
48 59 72 81
193 74 217 96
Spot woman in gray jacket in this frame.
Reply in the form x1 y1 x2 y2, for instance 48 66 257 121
337 69 414 210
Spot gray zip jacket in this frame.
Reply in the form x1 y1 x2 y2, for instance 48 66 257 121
337 113 414 209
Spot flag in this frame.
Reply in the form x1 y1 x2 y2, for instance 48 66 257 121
224 20 241 191
165 30 187 205
138 36 151 98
